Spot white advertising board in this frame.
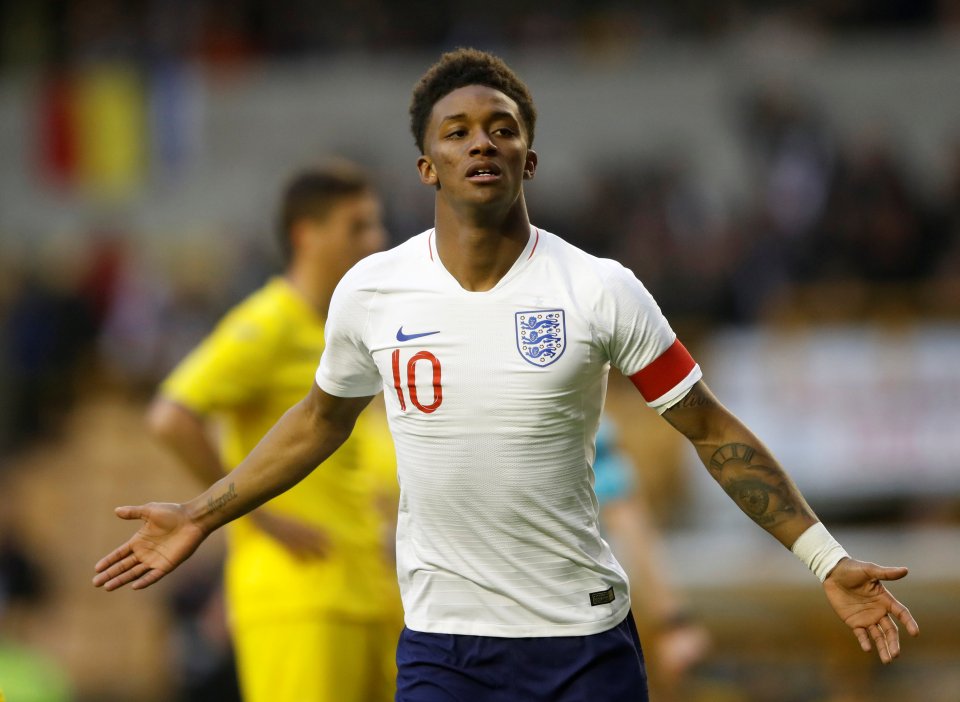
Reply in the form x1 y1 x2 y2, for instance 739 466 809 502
697 325 960 499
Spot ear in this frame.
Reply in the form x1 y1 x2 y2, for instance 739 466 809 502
417 155 438 187
523 149 538 180
290 218 324 256
289 220 308 255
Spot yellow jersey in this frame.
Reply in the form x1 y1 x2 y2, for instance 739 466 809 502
162 277 399 625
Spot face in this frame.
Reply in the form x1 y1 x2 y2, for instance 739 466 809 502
417 85 537 210
296 191 386 280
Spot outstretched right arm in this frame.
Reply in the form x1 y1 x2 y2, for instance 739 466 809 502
92 383 373 591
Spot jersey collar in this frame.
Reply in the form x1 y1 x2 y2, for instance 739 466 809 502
427 226 541 294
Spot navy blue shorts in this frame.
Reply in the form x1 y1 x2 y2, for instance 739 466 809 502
395 611 648 702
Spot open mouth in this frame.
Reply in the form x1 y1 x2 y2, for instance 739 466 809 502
466 163 502 181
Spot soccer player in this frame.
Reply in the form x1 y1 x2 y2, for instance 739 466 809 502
143 162 402 702
94 49 919 702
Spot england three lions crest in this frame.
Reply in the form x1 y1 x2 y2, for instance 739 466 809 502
515 310 566 367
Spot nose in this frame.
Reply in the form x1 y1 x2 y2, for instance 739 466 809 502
469 131 498 155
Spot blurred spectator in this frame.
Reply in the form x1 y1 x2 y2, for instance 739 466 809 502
0 532 45 608
1 264 96 454
0 0 951 70
815 129 937 284
97 241 233 394
562 159 735 326
924 135 960 316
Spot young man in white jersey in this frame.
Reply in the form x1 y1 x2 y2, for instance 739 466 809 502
94 49 919 701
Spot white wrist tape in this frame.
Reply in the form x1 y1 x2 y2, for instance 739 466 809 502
791 522 849 582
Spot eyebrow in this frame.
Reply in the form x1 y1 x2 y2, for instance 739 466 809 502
438 110 520 125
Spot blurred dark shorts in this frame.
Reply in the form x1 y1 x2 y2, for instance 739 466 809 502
395 610 648 702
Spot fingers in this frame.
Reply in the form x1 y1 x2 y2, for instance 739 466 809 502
130 567 167 590
868 622 889 662
92 552 141 586
866 562 919 638
93 550 148 589
94 504 151 572
865 563 909 582
93 557 167 591
92 507 149 587
882 616 900 659
853 626 872 653
96 561 150 591
108 564 166 591
93 543 133 577
115 505 145 520
868 623 889 663
870 615 904 664
890 596 921 637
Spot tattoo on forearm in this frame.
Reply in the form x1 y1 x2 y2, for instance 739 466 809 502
708 443 805 528
206 482 237 513
678 388 711 409
709 442 755 469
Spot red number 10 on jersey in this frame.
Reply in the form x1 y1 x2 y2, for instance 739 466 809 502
391 349 443 413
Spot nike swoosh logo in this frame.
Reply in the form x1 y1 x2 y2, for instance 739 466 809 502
396 326 440 342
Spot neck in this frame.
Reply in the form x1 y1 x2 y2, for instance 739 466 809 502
433 194 532 292
284 263 335 318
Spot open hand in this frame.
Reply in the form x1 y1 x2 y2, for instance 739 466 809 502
823 558 919 664
92 502 207 591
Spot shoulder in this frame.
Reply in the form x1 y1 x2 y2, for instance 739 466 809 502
347 230 432 279
335 230 433 294
231 277 292 314
538 228 634 277
211 278 294 344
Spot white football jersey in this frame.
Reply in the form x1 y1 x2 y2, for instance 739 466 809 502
316 227 701 637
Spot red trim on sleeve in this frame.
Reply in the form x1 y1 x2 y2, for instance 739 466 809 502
629 339 697 403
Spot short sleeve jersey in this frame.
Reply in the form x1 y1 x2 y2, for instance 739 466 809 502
316 228 701 637
162 277 399 625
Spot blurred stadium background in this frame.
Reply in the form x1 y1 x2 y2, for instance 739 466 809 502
1 1 959 701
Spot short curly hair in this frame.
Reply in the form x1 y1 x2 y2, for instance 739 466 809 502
409 48 537 154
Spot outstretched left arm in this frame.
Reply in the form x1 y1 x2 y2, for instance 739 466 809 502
661 380 817 547
661 380 919 663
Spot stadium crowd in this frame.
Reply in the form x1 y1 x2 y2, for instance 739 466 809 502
1 0 959 68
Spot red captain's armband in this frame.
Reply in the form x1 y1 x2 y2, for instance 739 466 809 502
628 339 697 403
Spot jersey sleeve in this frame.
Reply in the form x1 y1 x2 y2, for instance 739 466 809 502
161 305 276 414
315 275 383 398
599 261 702 413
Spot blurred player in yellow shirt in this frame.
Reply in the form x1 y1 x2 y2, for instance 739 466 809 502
146 162 401 702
